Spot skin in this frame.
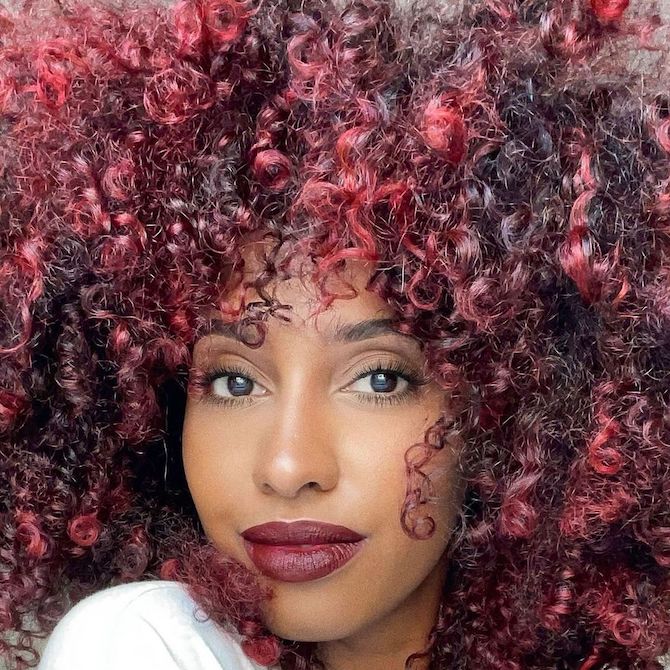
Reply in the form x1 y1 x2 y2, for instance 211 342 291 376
182 239 464 670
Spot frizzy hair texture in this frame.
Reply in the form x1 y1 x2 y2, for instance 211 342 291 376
0 0 669 667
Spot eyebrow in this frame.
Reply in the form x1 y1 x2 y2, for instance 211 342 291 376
206 317 421 346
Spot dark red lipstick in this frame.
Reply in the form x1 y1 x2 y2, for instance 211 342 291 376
241 520 366 582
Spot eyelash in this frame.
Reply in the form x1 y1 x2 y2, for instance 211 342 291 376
195 359 430 409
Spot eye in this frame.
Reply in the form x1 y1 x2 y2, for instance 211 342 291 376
212 374 263 398
205 366 267 402
348 370 410 394
194 359 430 409
344 359 430 406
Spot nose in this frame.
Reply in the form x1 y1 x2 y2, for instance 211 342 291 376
253 383 339 498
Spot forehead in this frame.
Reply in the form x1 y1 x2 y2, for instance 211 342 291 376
196 241 425 352
222 238 395 331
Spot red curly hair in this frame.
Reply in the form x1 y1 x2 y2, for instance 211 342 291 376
1 0 670 668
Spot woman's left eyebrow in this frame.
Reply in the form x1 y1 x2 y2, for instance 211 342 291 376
328 318 419 345
205 317 422 347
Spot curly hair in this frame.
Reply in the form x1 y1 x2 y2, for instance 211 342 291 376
1 0 670 667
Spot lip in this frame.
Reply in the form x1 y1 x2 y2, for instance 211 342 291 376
241 520 365 545
240 521 367 583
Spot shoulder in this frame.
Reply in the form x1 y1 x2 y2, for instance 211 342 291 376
38 580 265 670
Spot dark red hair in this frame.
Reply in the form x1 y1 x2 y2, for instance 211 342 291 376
1 0 669 668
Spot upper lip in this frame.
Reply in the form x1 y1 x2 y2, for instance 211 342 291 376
241 520 365 545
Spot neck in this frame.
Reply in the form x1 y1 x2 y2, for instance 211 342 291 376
316 555 446 670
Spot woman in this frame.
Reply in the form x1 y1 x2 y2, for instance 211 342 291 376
0 0 669 667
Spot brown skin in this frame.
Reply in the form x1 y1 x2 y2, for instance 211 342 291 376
182 240 463 670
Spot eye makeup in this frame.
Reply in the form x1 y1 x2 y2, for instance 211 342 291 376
190 357 431 409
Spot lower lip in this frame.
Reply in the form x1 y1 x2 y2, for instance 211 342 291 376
243 539 364 582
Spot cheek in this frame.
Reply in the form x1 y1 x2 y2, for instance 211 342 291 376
413 436 465 538
339 409 463 545
181 403 249 529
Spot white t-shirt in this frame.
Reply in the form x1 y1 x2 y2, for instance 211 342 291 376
37 580 270 670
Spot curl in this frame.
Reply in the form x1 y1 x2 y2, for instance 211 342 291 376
420 96 468 165
143 61 217 125
590 0 630 23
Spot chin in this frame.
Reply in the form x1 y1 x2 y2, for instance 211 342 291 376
262 606 361 642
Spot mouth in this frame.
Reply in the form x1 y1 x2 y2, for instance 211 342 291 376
240 520 366 583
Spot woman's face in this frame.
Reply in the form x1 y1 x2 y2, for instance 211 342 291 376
182 242 463 651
